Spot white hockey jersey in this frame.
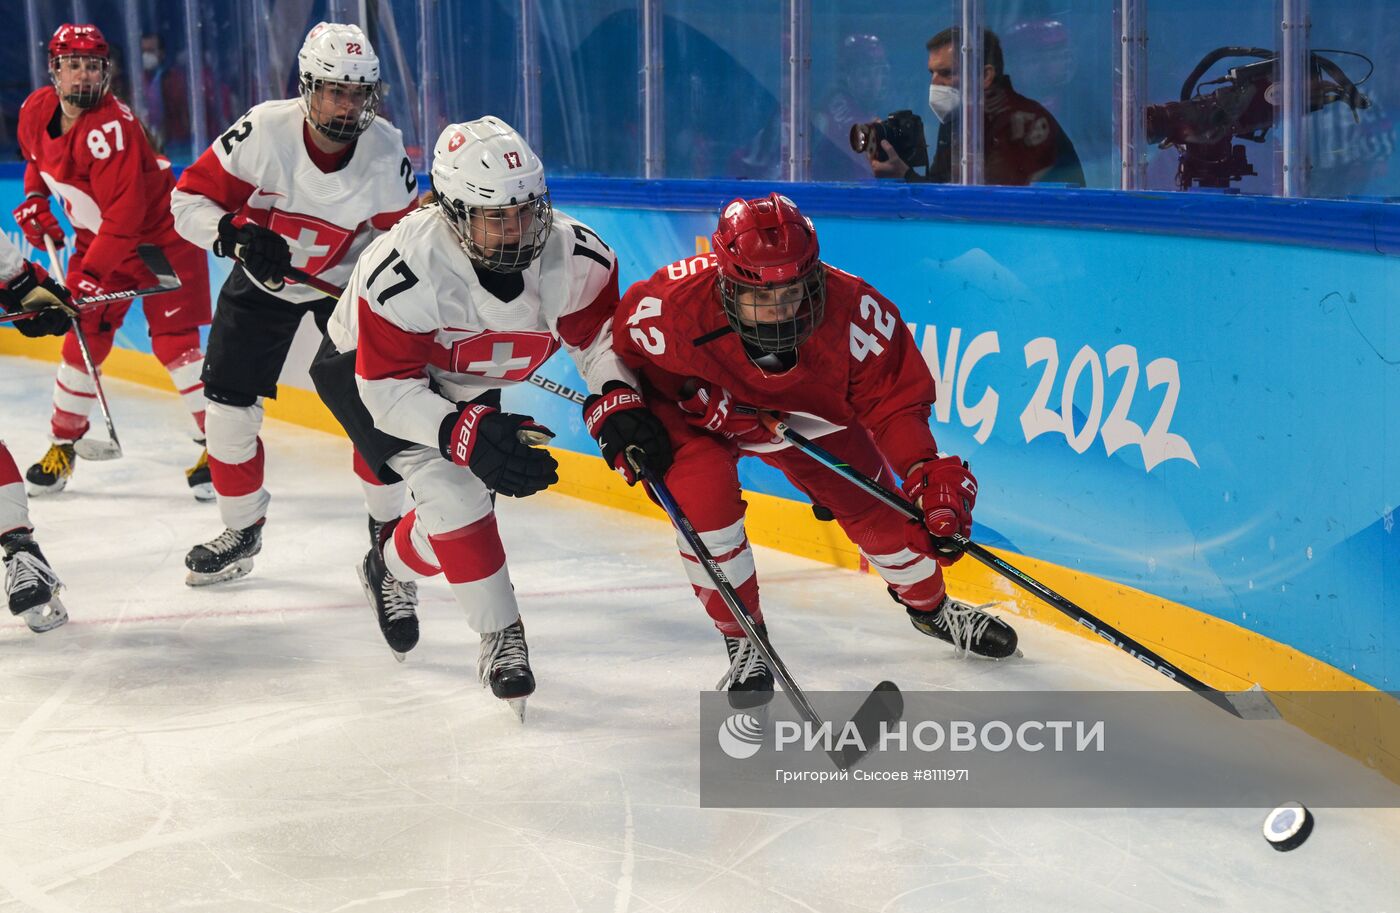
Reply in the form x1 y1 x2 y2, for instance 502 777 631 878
170 99 418 306
328 205 632 450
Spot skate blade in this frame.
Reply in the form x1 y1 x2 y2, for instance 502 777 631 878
23 596 68 633
392 650 406 663
185 559 254 587
74 439 121 461
508 697 528 723
189 482 216 502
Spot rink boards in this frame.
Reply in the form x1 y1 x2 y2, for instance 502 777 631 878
2 174 1396 779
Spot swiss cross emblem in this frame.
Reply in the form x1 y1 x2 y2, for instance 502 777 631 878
440 331 559 382
266 211 355 276
448 131 467 152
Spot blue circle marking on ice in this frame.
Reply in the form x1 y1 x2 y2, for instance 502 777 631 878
717 712 764 760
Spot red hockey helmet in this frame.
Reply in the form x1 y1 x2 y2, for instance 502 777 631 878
711 193 826 354
48 24 111 109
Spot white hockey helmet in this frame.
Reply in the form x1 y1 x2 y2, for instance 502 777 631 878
297 22 382 142
430 117 553 274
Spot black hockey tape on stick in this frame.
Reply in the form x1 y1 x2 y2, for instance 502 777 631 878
754 413 1279 721
630 448 903 770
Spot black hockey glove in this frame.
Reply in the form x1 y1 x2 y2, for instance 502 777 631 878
215 213 292 289
583 381 674 485
0 263 73 338
439 404 559 498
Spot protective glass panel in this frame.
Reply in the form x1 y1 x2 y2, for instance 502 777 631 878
1143 0 1278 194
983 2 1110 187
538 0 643 177
808 0 958 184
665 0 782 180
420 0 520 170
1306 0 1396 199
363 0 426 169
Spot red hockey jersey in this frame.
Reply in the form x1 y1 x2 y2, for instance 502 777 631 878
16 88 179 283
615 252 940 475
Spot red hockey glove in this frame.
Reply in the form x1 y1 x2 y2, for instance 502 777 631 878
439 404 558 498
12 196 64 251
583 381 673 485
72 273 107 299
677 382 781 445
0 263 72 338
902 455 977 566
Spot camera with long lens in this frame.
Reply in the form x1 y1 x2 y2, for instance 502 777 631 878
850 109 929 168
1145 46 1371 189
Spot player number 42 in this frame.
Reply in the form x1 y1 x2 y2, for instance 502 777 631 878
86 120 125 159
850 294 897 361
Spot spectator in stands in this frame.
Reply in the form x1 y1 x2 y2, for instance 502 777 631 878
139 33 170 149
869 27 1084 186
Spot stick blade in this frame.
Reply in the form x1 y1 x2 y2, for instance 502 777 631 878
832 680 903 770
1211 683 1281 720
135 244 181 291
74 439 122 461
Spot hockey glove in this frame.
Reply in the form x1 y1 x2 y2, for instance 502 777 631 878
0 263 73 338
215 214 292 289
902 454 977 566
678 381 781 445
12 195 64 251
439 403 559 498
583 381 673 485
72 273 106 299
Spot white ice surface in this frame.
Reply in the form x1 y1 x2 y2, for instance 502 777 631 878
0 354 1396 913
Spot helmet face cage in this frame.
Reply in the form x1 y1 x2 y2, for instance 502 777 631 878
50 55 111 109
437 191 554 274
718 265 827 354
300 74 382 142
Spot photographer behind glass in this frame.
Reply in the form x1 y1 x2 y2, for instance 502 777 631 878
859 27 1084 186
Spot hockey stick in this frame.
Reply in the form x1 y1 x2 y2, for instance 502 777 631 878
0 244 183 326
268 265 593 406
630 450 903 769
44 237 122 461
756 414 1278 721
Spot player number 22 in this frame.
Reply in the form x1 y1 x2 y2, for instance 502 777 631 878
86 121 125 160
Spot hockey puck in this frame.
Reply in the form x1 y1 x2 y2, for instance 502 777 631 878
1262 802 1314 851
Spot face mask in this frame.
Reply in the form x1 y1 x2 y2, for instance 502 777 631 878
141 51 159 71
928 84 960 122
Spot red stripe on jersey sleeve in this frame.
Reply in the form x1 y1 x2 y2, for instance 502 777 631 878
556 263 620 350
354 296 438 382
174 146 257 214
370 201 417 231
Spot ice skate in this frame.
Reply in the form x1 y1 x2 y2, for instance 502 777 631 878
478 618 534 721
717 623 775 710
2 531 68 633
185 521 263 586
358 532 418 661
186 448 214 502
900 589 1019 659
367 514 391 549
25 442 75 496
